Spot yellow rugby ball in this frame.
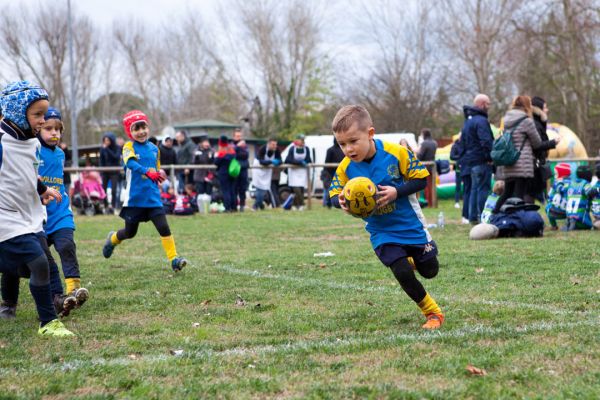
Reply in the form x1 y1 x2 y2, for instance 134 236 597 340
344 177 377 218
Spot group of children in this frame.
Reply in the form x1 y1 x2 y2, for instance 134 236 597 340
160 183 199 215
0 81 187 337
479 162 600 231
546 163 600 230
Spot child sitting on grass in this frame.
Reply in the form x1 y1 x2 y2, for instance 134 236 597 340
481 180 504 224
591 164 600 230
545 163 571 230
329 105 444 330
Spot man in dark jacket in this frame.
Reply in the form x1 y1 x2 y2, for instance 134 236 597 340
159 137 177 166
175 130 196 193
461 94 494 224
99 131 122 212
192 136 214 195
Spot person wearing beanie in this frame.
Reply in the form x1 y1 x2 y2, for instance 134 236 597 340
0 81 75 337
102 110 188 272
564 165 597 231
214 134 237 211
232 128 250 212
529 96 559 201
545 162 572 230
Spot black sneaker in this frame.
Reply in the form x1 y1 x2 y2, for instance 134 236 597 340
0 302 16 319
71 288 89 308
53 294 77 317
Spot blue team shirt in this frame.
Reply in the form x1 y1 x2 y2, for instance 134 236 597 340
122 140 162 208
329 139 431 248
481 193 498 224
546 178 570 215
565 178 594 224
38 144 75 234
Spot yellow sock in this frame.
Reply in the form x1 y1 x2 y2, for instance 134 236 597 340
407 257 415 270
111 232 121 245
418 293 442 316
160 235 177 262
65 278 80 294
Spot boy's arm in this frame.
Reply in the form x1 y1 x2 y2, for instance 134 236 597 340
328 160 349 210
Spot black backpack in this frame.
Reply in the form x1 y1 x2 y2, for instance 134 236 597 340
491 117 528 166
450 138 464 161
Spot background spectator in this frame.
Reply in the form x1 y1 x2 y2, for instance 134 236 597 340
232 128 250 212
253 138 281 210
416 128 438 207
99 131 122 213
285 135 312 211
529 96 558 201
175 130 196 193
322 137 345 208
192 136 214 196
461 94 494 224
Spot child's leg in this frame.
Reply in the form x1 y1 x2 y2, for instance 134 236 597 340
103 221 139 259
1 272 20 307
39 234 64 297
390 257 442 322
26 254 58 326
51 229 81 293
151 214 187 271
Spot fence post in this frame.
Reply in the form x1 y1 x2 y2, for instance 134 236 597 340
430 162 438 208
306 164 313 210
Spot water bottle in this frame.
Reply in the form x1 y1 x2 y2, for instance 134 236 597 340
437 212 445 229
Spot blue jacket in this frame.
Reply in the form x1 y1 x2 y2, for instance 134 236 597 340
461 106 494 167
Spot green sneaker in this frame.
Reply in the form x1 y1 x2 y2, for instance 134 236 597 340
38 319 75 337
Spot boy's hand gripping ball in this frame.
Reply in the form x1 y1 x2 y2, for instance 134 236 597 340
343 177 378 218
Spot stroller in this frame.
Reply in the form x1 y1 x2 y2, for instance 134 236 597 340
71 170 107 216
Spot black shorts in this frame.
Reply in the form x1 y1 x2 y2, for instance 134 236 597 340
119 207 166 224
374 241 438 267
0 233 44 271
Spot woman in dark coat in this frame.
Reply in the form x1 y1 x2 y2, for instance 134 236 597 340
528 96 558 201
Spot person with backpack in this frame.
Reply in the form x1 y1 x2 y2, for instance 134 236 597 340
214 135 237 212
492 96 559 214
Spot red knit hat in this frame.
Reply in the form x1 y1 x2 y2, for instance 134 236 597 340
554 162 571 179
122 110 150 139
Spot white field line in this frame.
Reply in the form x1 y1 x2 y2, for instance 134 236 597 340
215 265 582 316
4 319 598 374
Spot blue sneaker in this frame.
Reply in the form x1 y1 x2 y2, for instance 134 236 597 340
102 231 116 259
171 257 187 272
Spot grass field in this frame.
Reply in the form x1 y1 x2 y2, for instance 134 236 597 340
0 200 599 399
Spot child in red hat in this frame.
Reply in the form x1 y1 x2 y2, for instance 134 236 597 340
545 162 572 230
102 110 187 272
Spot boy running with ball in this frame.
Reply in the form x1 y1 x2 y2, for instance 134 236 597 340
329 105 444 329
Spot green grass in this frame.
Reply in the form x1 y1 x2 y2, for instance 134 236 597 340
0 200 599 399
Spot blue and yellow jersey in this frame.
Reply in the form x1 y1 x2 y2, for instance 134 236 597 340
122 140 162 208
546 178 570 215
481 193 499 224
565 178 593 223
38 145 75 234
591 181 600 220
329 139 431 248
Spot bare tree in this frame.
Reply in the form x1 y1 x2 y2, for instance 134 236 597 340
436 0 523 116
347 1 449 134
220 0 330 137
0 3 99 143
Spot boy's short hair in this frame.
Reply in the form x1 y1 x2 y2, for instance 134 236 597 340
332 105 373 133
492 180 505 195
576 165 592 182
43 118 63 132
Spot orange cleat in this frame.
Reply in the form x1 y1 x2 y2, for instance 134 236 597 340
422 313 444 330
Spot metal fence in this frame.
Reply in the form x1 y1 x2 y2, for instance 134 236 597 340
65 158 599 211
